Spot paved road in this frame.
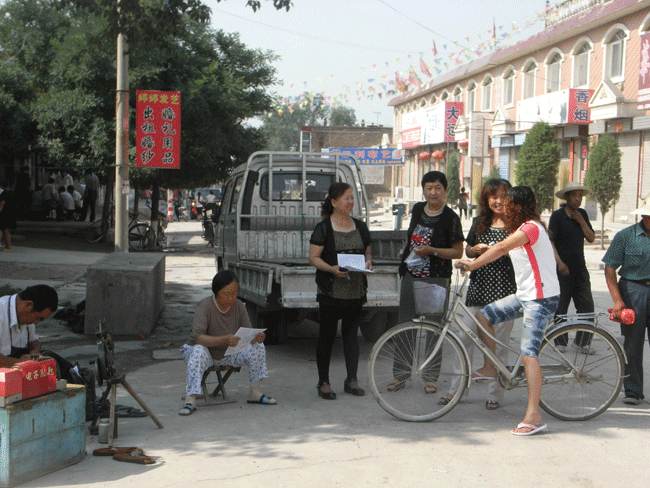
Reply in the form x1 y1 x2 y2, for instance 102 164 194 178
1 218 649 488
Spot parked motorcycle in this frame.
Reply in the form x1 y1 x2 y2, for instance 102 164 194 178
201 209 215 247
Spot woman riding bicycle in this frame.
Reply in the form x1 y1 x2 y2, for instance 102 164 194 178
457 186 560 436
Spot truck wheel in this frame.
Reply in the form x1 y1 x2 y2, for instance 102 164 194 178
360 311 387 342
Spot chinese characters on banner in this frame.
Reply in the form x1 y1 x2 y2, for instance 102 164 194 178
567 88 594 124
136 90 181 168
639 33 650 110
325 148 403 165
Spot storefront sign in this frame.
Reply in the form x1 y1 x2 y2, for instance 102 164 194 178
136 90 181 168
325 148 403 165
567 89 594 124
516 89 592 131
639 32 650 110
422 102 464 144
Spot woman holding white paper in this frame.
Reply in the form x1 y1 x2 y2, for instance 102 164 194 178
309 182 372 400
178 270 276 416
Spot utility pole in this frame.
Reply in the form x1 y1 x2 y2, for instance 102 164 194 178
115 0 129 252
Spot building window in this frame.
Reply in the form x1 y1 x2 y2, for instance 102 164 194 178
605 29 626 81
481 76 493 110
429 94 437 105
546 53 562 93
503 68 515 106
440 90 449 101
522 61 537 99
467 82 476 112
453 86 462 102
572 42 590 87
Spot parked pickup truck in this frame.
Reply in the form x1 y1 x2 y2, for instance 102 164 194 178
212 151 406 343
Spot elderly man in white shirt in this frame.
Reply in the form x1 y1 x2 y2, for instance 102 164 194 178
0 285 58 368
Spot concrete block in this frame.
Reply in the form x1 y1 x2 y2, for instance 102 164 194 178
85 253 165 336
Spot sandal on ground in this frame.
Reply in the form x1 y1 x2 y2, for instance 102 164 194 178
387 379 405 392
511 422 547 436
424 382 437 394
247 394 277 405
438 395 452 406
344 379 365 396
486 400 500 410
178 403 196 416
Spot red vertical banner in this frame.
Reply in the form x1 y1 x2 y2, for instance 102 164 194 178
136 90 181 168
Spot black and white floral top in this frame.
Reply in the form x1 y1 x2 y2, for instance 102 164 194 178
465 221 517 307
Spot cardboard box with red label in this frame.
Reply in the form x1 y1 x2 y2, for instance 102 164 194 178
0 357 58 407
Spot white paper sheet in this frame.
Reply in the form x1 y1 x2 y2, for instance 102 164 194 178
225 328 267 356
337 253 373 273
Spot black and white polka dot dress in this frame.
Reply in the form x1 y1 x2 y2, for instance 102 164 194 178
465 225 517 307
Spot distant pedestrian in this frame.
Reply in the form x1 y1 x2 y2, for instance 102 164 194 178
68 185 82 219
550 182 595 353
0 180 16 252
59 186 75 221
603 200 650 406
81 170 100 222
458 186 469 220
41 177 62 220
13 167 31 221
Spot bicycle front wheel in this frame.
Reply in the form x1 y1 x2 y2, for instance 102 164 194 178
368 322 469 422
539 323 624 421
128 223 153 251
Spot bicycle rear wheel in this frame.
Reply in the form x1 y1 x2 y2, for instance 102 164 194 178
368 322 469 422
128 223 153 251
539 323 624 421
86 219 108 243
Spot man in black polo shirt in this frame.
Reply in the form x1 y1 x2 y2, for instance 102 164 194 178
549 182 595 352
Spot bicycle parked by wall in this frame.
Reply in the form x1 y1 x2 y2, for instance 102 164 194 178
367 270 625 422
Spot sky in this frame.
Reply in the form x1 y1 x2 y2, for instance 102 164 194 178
204 0 551 128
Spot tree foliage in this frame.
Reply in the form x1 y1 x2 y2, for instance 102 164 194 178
261 95 357 151
515 122 561 213
584 133 622 248
446 151 460 206
0 0 287 189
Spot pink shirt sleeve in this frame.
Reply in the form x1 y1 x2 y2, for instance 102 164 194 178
519 221 540 246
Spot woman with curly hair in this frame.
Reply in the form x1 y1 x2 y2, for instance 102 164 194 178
457 186 560 436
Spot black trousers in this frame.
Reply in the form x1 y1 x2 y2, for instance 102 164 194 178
316 302 363 385
554 268 594 347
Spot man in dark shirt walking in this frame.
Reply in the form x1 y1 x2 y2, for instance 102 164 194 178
549 182 595 352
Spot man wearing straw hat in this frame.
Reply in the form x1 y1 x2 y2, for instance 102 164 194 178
549 182 595 353
602 200 650 405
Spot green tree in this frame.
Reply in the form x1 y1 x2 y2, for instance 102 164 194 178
515 122 561 213
584 133 622 249
446 151 460 206
329 105 356 126
261 93 329 151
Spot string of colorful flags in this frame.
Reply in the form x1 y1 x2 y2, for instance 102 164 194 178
267 7 561 117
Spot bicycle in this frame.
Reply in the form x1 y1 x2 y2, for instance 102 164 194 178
367 271 626 422
85 203 155 251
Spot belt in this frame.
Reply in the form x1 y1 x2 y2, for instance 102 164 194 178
624 278 650 287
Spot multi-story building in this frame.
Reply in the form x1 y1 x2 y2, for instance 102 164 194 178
389 0 650 221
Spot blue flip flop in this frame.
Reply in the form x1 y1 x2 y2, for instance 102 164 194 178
178 403 196 416
247 394 277 405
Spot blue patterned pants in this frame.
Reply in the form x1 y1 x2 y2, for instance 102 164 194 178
181 343 269 396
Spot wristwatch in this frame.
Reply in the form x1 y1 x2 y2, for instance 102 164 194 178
433 248 439 257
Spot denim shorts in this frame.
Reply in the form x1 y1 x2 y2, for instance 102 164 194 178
480 294 560 358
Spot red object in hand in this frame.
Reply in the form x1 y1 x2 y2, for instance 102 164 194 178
608 308 635 325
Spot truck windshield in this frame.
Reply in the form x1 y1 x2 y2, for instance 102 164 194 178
260 173 334 201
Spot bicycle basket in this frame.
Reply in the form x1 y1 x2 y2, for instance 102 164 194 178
413 280 448 316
